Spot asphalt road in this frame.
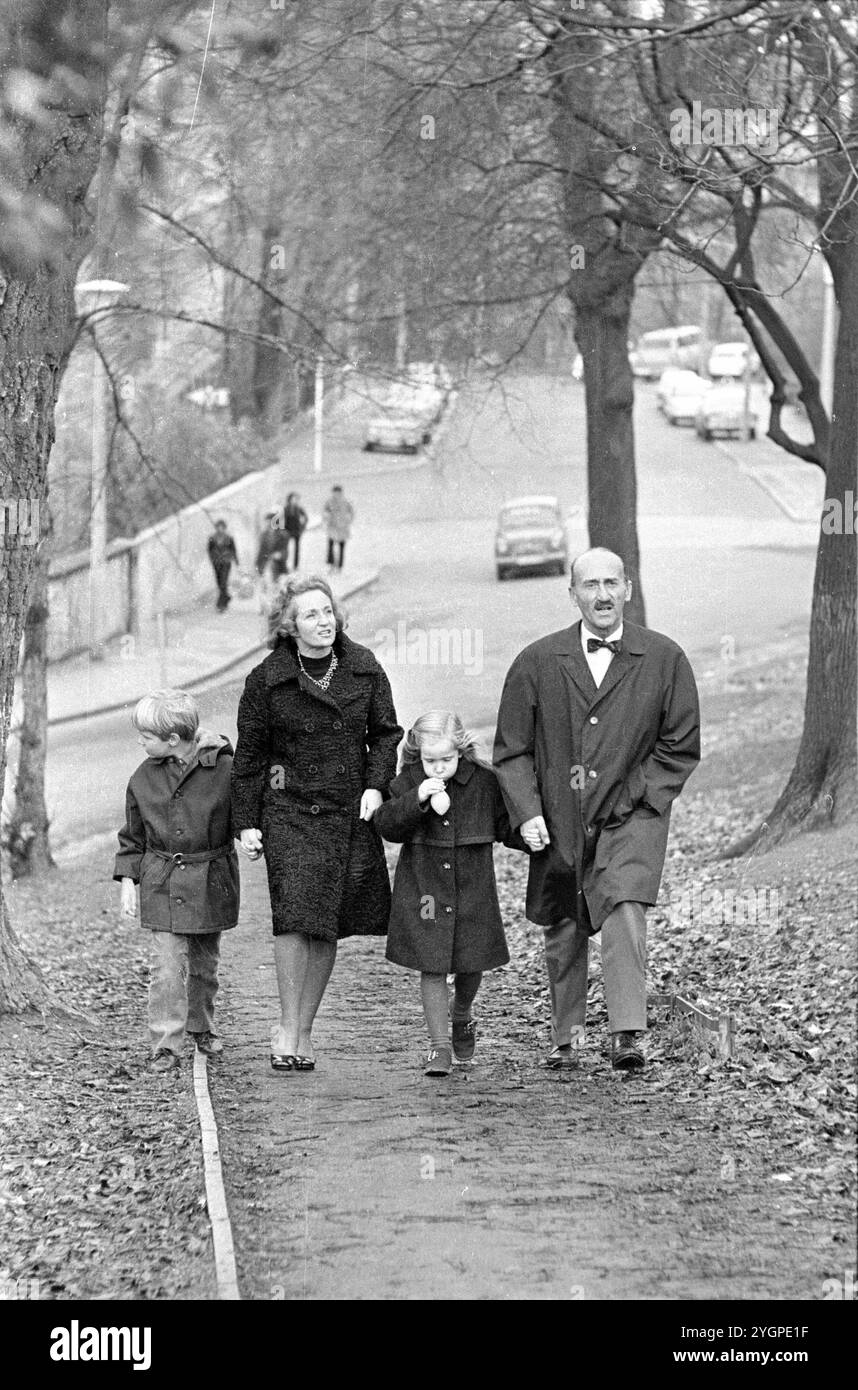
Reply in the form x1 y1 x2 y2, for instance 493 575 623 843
46 374 816 852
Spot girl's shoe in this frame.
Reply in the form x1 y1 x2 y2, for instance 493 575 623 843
190 1030 223 1056
424 1045 453 1076
151 1050 180 1073
451 1018 476 1061
270 1053 296 1071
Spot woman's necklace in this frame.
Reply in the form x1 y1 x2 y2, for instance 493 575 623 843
297 649 338 691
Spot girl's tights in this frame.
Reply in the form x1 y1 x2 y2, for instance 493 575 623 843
420 971 482 1048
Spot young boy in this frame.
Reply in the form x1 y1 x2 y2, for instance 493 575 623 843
114 690 240 1072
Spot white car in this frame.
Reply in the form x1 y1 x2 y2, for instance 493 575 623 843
695 382 764 440
364 411 425 453
656 368 708 425
707 341 760 379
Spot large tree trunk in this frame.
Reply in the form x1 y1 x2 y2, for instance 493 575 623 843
0 0 104 1012
548 24 657 627
574 293 646 624
6 527 55 878
733 246 858 851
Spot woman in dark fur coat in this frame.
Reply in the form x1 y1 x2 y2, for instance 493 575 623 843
231 575 402 1071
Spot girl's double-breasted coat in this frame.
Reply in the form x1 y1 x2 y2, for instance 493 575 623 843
374 758 524 973
231 632 402 942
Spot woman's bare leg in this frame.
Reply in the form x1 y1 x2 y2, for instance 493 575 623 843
296 939 337 1059
273 933 310 1055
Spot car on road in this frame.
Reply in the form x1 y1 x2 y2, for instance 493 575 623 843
629 325 703 379
364 410 426 453
656 368 709 425
707 341 761 380
695 381 762 440
495 495 568 580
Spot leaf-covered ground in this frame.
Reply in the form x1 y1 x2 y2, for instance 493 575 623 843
0 878 215 1300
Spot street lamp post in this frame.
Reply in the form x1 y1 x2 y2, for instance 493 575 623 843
313 355 324 474
819 260 837 417
74 279 129 658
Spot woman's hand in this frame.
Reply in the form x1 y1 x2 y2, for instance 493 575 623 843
240 828 264 860
359 789 383 821
418 777 447 804
119 878 138 919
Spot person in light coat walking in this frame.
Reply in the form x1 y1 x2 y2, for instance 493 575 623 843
323 485 354 570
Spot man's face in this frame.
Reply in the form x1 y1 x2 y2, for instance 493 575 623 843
570 553 631 634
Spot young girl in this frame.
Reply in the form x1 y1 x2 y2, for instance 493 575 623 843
374 711 524 1076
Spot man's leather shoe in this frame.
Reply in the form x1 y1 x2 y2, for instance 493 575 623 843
611 1031 645 1071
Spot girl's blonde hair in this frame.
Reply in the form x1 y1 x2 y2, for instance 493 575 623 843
268 574 347 648
399 710 490 771
132 689 200 741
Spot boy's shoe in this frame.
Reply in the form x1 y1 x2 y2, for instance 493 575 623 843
151 1050 180 1073
451 1018 477 1061
424 1045 453 1077
190 1031 223 1056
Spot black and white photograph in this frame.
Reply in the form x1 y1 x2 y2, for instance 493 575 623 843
0 0 855 1344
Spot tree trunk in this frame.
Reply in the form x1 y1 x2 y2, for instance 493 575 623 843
732 245 858 851
6 526 55 878
574 295 646 624
0 0 104 1012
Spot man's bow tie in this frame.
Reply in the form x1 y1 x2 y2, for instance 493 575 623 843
587 637 622 654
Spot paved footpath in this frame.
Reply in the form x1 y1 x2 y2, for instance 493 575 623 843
207 851 823 1302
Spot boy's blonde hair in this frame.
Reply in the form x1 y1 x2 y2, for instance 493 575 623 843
132 689 200 742
399 710 488 771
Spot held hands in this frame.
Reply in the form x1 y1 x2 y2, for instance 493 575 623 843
119 878 137 919
240 828 263 860
360 789 383 821
520 815 550 853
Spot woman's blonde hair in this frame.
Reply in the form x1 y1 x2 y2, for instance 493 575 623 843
399 710 489 771
268 574 347 648
132 689 200 741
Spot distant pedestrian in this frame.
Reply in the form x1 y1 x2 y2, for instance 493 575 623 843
323 484 353 570
254 511 290 592
207 519 238 612
374 710 525 1077
114 690 240 1073
283 492 308 572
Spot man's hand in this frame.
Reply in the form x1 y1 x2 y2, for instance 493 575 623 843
119 878 137 919
360 789 383 821
520 815 550 852
240 828 263 859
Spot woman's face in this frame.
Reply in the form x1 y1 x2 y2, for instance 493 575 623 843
419 737 459 781
293 589 336 654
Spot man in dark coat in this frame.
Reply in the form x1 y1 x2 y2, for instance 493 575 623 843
494 547 700 1071
207 519 239 611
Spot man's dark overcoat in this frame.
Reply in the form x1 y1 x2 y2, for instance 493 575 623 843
493 619 700 934
231 632 402 941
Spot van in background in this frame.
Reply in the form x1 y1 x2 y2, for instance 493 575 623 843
630 326 703 379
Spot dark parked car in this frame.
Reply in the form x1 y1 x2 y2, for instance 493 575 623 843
495 495 569 581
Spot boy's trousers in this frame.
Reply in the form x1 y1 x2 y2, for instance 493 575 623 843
542 901 647 1045
148 931 222 1056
